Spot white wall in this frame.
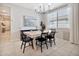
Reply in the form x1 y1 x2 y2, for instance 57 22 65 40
1 3 39 41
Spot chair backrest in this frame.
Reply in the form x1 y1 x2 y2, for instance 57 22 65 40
41 32 48 38
50 31 56 38
20 31 27 41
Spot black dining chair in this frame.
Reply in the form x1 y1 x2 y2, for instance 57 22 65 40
47 31 56 47
20 31 34 53
35 32 48 53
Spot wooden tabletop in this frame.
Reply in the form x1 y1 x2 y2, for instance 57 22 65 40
24 31 41 38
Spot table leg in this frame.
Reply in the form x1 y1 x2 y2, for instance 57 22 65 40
33 38 37 50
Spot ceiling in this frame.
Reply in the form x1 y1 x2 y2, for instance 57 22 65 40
13 3 40 10
13 3 67 11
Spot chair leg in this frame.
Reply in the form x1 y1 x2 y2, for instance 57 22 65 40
50 39 52 47
31 40 34 49
53 38 56 45
41 42 43 53
45 41 48 49
23 42 26 53
36 40 37 45
21 41 23 49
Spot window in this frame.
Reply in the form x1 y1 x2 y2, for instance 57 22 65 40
58 6 69 28
47 11 57 29
58 19 69 28
47 6 70 29
23 16 41 29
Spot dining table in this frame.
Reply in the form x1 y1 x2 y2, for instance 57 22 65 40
23 30 56 50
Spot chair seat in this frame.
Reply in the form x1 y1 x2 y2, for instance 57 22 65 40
47 35 54 39
23 37 33 42
36 36 46 42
